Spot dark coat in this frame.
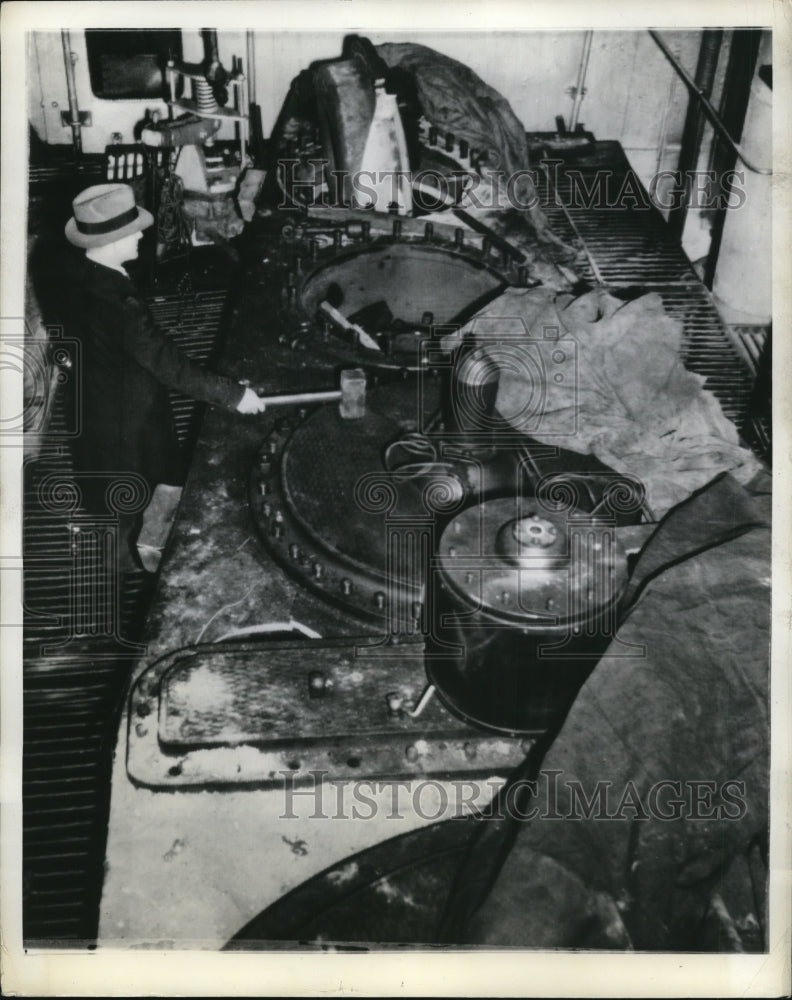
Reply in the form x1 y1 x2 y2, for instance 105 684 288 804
62 253 243 513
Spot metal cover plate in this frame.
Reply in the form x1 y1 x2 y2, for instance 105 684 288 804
127 638 529 788
251 381 453 622
438 497 628 622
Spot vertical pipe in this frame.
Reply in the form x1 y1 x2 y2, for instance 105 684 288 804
667 29 723 240
60 29 82 157
246 30 256 105
703 29 762 288
569 31 593 131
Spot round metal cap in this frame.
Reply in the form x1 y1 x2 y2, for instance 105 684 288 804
437 497 628 625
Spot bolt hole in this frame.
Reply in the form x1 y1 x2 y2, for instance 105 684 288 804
168 763 183 777
287 759 300 771
347 756 361 769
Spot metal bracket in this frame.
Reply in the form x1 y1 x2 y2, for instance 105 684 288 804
61 111 92 127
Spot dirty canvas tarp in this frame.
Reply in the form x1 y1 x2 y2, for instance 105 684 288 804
376 42 572 253
441 473 771 950
457 285 762 517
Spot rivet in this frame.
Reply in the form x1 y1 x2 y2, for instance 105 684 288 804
429 125 438 145
361 221 371 240
424 222 434 241
308 670 328 697
341 578 352 596
271 523 283 539
445 131 455 151
261 501 272 517
501 590 510 603
465 571 474 584
259 481 270 496
392 218 402 238
546 598 555 610
289 542 299 560
453 521 462 534
386 692 403 716
312 561 323 579
421 311 434 326
405 744 419 762
518 265 529 286
455 228 464 248
463 741 477 760
459 138 469 159
135 723 148 738
374 591 386 609
411 601 422 621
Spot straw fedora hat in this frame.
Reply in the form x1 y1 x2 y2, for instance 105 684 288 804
65 183 153 249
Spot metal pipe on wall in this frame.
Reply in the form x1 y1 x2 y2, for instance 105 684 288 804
246 31 256 105
666 29 723 240
60 29 82 157
703 29 763 289
569 30 593 131
650 29 771 176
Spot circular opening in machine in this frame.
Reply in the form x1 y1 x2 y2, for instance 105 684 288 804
299 243 507 350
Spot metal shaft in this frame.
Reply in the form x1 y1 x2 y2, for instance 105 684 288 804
452 208 526 262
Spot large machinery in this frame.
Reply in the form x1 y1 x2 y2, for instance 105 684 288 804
21 29 768 951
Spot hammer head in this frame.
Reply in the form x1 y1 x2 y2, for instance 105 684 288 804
338 368 367 419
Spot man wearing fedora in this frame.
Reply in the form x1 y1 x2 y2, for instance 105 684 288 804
62 182 265 568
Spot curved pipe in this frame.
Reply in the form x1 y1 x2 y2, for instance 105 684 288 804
649 29 772 175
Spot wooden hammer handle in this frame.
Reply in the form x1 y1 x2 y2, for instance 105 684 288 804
255 389 342 407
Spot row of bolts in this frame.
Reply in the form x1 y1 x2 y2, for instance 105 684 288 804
279 218 531 283
284 125 485 168
258 450 423 615
274 222 530 353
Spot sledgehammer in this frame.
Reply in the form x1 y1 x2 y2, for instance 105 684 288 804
255 368 367 419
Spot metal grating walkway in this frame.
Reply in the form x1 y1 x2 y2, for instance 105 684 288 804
541 162 757 430
23 284 228 945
